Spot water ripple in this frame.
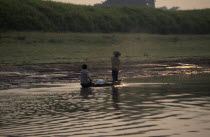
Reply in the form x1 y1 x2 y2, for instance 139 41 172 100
1 82 210 137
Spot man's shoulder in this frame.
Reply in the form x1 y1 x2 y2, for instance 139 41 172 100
111 56 117 60
81 69 88 73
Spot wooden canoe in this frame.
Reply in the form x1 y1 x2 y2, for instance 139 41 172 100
93 81 122 87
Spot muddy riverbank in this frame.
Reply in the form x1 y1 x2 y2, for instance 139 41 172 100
0 57 210 90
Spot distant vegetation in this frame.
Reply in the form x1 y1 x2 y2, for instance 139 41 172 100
0 0 210 34
158 6 180 11
95 0 155 8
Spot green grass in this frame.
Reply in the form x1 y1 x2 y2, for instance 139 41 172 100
1 0 210 34
0 32 210 64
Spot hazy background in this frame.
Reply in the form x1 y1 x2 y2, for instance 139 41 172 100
51 0 210 10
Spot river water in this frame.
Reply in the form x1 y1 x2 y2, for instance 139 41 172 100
0 79 210 137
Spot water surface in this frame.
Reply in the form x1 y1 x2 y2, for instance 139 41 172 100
0 80 210 137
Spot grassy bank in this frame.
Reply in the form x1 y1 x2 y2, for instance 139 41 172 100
0 0 210 34
0 32 210 64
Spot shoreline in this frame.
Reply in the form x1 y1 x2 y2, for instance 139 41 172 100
1 57 210 90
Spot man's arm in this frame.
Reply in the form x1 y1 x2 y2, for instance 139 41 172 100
87 71 92 82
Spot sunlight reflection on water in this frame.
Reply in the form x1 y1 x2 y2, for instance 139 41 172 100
0 81 210 137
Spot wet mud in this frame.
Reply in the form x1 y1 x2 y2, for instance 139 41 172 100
0 57 210 90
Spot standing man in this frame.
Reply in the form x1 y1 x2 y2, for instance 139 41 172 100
111 51 121 82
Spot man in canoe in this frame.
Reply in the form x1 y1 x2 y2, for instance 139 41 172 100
111 51 121 82
80 64 93 88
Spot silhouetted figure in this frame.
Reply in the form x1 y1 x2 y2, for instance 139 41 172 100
80 64 93 88
111 51 121 82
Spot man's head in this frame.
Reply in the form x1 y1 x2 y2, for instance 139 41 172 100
113 51 121 57
82 64 87 69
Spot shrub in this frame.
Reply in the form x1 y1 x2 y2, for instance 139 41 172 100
0 0 210 34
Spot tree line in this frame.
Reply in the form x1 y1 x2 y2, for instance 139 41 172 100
95 0 155 8
0 0 210 34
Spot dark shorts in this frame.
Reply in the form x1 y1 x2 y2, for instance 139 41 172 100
81 82 93 88
112 69 119 81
